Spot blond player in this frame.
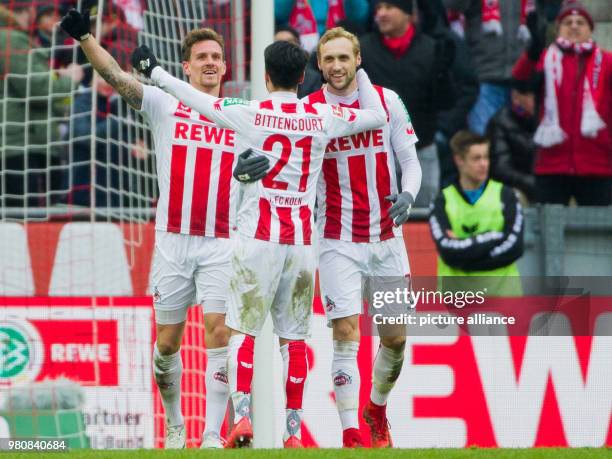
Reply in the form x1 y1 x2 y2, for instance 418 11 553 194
305 28 421 448
131 39 386 448
61 10 236 449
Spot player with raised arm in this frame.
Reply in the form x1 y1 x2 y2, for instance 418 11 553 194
305 28 421 448
131 39 386 448
60 10 237 449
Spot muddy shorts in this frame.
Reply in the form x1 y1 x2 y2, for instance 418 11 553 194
225 235 316 339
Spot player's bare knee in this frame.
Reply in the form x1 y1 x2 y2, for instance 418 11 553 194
205 313 229 347
156 339 180 356
209 323 230 347
380 335 406 352
332 316 360 342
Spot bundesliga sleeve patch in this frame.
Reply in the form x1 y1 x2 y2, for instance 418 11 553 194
222 97 249 107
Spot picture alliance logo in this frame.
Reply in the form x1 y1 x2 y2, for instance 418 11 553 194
0 321 43 384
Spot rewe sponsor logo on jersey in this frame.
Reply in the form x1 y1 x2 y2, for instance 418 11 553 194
173 121 235 146
325 129 384 153
240 361 253 369
289 376 304 384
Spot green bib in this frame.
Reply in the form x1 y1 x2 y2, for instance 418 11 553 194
437 180 521 296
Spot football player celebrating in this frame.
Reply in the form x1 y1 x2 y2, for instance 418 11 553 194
305 28 421 448
61 10 236 449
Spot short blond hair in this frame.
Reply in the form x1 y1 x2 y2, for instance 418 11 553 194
317 27 360 60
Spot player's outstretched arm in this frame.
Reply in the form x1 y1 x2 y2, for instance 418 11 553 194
61 9 143 110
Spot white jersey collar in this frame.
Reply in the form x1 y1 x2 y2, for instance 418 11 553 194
323 86 359 105
269 91 299 100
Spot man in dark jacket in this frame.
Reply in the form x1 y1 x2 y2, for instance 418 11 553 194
487 78 538 201
360 0 455 208
417 0 479 188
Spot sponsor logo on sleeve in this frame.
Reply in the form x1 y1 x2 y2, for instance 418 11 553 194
223 97 249 107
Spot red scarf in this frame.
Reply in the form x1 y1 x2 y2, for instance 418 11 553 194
481 0 535 39
535 39 606 147
381 25 415 59
326 0 346 30
289 0 319 52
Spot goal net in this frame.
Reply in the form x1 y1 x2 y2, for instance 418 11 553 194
0 0 249 448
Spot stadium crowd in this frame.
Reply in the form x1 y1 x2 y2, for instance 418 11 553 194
1 0 610 208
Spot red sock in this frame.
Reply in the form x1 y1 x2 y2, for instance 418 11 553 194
284 341 308 409
233 334 255 394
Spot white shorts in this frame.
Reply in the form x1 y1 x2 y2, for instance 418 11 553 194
151 231 232 324
318 237 410 323
226 236 316 340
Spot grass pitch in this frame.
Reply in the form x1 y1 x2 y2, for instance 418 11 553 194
2 448 609 459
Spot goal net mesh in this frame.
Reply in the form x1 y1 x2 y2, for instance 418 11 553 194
0 0 249 448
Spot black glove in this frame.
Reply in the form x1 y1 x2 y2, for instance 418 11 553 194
60 9 91 41
233 150 270 183
526 12 545 61
131 45 159 78
385 192 414 226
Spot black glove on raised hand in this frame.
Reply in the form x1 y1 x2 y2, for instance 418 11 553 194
131 45 159 78
60 9 91 41
385 192 414 226
526 12 545 61
233 150 270 183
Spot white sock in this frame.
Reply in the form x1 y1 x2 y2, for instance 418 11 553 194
153 343 183 427
332 340 360 430
370 343 405 406
230 391 251 424
284 409 303 441
203 346 229 437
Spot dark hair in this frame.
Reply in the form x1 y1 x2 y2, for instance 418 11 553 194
181 28 225 61
450 130 490 158
264 41 308 90
274 25 300 43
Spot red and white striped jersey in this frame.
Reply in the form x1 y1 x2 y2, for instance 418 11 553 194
152 68 387 245
139 86 236 238
305 86 418 242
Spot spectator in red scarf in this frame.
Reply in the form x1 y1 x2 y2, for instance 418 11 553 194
513 0 612 205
